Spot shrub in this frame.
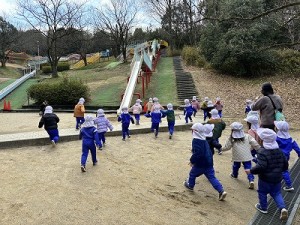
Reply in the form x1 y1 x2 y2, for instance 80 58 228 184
41 62 70 74
166 48 181 57
181 46 207 67
277 49 300 75
27 76 90 105
42 66 52 74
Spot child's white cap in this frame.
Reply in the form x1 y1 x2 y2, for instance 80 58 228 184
78 97 85 104
274 121 291 139
211 109 219 119
167 103 173 110
97 109 105 116
184 99 190 104
153 97 158 102
136 99 142 103
204 97 209 101
192 96 197 101
191 123 206 140
122 106 128 112
246 99 252 103
230 122 245 138
257 128 279 149
82 115 95 127
204 124 214 137
244 115 259 124
44 106 53 114
247 110 259 117
216 97 220 101
207 101 214 107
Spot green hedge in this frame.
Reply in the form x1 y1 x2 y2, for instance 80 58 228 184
41 62 70 74
181 46 207 67
27 76 90 105
277 49 300 75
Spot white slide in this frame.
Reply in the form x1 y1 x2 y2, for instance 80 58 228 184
117 56 143 114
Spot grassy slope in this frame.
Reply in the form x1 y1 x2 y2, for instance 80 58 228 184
0 80 16 90
0 67 21 78
142 57 178 105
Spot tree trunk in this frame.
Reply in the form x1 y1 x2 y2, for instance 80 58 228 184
1 60 6 67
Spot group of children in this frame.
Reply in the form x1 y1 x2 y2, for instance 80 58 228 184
37 96 300 221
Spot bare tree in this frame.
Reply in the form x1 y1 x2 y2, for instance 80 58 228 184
0 16 19 67
95 0 138 62
16 0 88 77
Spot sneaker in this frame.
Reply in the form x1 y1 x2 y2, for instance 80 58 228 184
93 161 98 166
283 186 294 192
51 140 56 147
183 181 194 191
230 174 238 179
169 134 172 139
280 208 288 220
81 165 86 172
249 181 255 189
218 191 227 201
255 203 268 214
98 147 103 151
122 138 125 141
218 150 223 155
103 143 106 146
128 135 131 138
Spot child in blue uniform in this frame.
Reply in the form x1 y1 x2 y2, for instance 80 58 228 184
38 105 60 147
274 121 300 192
118 106 134 141
183 99 196 124
245 99 252 114
250 128 288 221
184 123 227 201
161 103 175 139
145 105 164 138
79 115 101 172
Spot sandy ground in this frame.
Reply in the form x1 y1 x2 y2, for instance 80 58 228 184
0 112 300 224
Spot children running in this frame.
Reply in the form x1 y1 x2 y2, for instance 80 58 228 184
74 97 85 130
118 106 135 141
130 99 143 125
206 109 226 155
93 109 114 150
183 99 196 124
146 98 153 113
161 103 175 139
201 97 209 121
145 105 164 138
222 122 260 189
184 123 227 201
191 96 200 117
38 105 60 147
274 121 300 192
79 115 101 172
214 97 223 118
244 112 260 162
250 128 289 221
245 99 252 115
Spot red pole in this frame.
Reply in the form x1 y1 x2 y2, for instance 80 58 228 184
142 76 145 98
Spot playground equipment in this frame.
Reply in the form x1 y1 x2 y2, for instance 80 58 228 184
72 53 101 69
117 39 164 114
0 70 36 101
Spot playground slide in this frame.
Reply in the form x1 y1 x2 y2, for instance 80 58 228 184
117 56 143 114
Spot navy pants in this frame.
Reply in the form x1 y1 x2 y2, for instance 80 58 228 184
168 121 175 135
46 129 59 143
282 170 293 187
188 166 224 192
134 114 140 122
81 139 97 166
122 122 130 139
232 161 254 181
257 179 285 210
151 122 160 136
185 112 193 123
76 117 85 129
98 132 106 147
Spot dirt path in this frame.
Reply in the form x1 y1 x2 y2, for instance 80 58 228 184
0 112 299 224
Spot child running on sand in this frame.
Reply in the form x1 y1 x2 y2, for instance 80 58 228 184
222 122 260 189
214 97 223 118
206 109 226 155
183 99 196 124
250 128 288 221
191 96 200 117
79 115 101 172
130 99 143 125
118 107 135 141
93 109 113 150
244 111 260 162
146 98 153 114
245 99 252 115
38 105 60 147
145 105 164 138
161 103 175 139
274 121 300 192
183 123 227 201
74 97 85 130
201 97 209 121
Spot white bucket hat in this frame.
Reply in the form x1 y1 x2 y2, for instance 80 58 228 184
230 122 245 138
78 97 85 104
44 106 53 114
244 114 259 130
167 103 173 110
274 121 291 139
204 97 209 101
211 109 220 119
82 115 95 128
97 109 105 117
257 128 279 149
204 124 214 137
192 96 197 101
191 123 206 140
207 101 214 107
122 106 128 113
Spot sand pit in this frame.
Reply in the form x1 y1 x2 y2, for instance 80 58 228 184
0 113 299 224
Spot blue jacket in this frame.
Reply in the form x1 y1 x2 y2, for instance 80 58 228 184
144 111 163 123
276 137 300 161
79 127 100 146
118 113 134 124
184 105 196 115
251 147 288 183
190 139 213 168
